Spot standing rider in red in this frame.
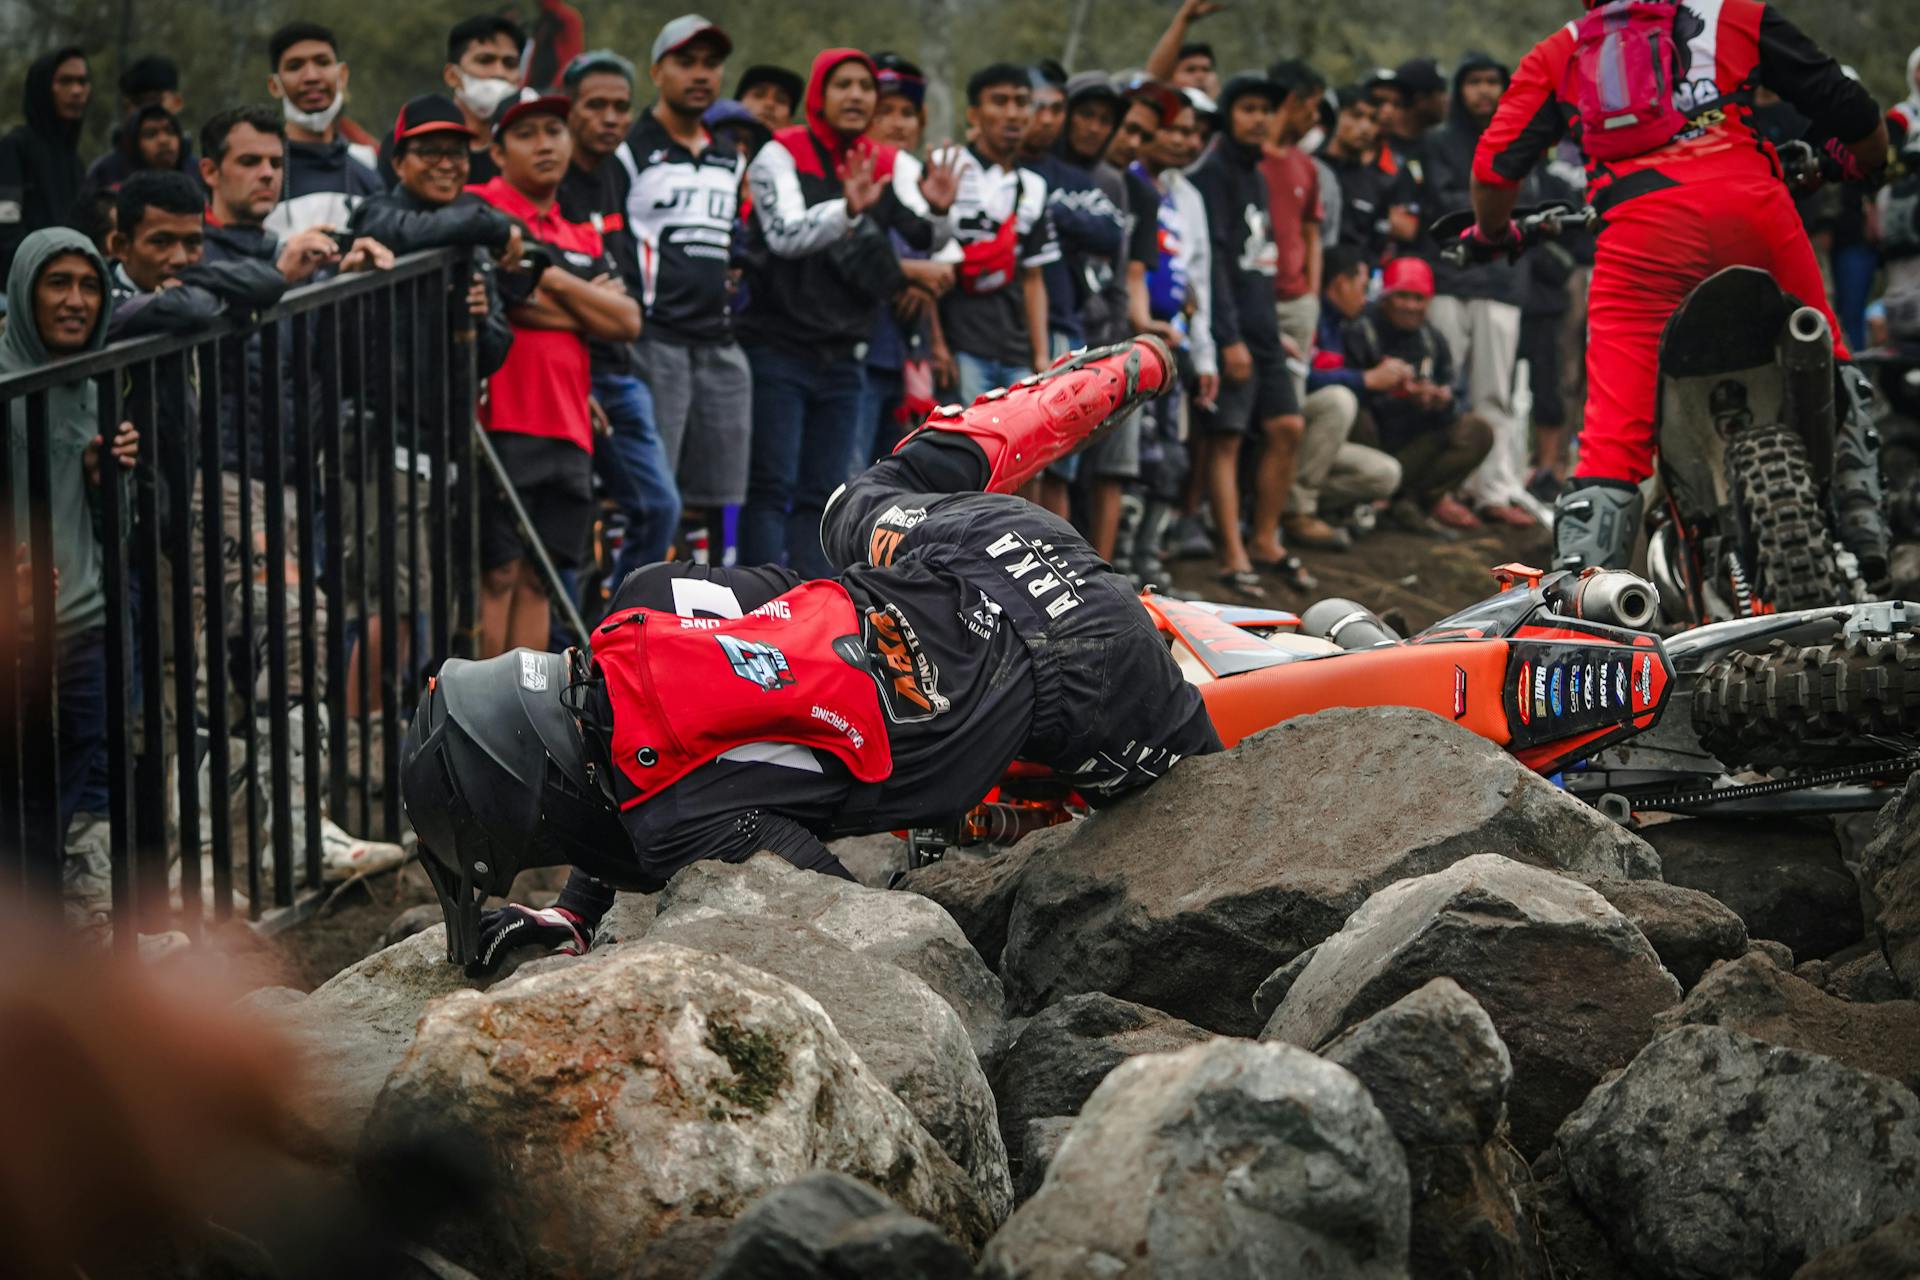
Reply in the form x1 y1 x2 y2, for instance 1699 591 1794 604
1461 0 1890 581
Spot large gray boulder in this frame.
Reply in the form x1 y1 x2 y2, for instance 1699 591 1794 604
1654 950 1920 1092
1584 876 1748 989
1000 709 1660 1034
360 942 995 1278
655 855 1004 1057
1264 854 1681 1154
981 1038 1410 1279
648 910 1012 1217
1558 1025 1920 1280
986 993 1209 1176
700 1173 972 1280
1644 817 1863 960
241 925 483 1161
1321 979 1540 1279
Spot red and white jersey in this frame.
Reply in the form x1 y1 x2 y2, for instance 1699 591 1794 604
1476 0 1879 212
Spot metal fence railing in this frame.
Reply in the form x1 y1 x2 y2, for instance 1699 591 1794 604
0 248 481 945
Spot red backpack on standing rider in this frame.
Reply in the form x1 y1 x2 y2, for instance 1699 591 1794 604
1461 0 1892 580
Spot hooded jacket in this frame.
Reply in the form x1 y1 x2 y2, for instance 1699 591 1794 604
2 227 113 640
741 48 946 360
85 105 195 189
1031 76 1127 345
0 47 89 281
1424 51 1516 302
1187 73 1283 350
264 136 382 240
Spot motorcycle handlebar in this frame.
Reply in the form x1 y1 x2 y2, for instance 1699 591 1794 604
1439 203 1599 269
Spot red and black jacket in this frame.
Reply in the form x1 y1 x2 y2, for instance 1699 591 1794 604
1475 0 1880 217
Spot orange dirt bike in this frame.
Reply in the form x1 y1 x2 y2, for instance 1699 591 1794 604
899 566 1920 869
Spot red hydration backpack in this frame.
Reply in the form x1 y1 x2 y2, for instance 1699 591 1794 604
1566 0 1690 163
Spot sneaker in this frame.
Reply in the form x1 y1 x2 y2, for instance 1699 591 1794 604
318 817 407 883
1432 496 1485 530
1282 514 1354 552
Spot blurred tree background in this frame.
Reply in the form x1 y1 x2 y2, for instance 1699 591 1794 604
0 0 1911 158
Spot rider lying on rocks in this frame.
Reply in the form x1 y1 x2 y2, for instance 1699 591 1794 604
400 336 1222 974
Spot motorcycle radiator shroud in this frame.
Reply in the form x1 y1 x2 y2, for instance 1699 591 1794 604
1164 593 1674 779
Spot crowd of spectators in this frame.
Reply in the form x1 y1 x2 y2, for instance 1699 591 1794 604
4 2 1920 892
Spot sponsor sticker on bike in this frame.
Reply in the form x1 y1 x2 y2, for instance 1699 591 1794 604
1517 661 1532 725
1635 654 1653 709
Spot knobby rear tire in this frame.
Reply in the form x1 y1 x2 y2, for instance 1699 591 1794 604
1724 424 1852 614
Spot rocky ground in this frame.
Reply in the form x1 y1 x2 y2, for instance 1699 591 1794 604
217 515 1920 1277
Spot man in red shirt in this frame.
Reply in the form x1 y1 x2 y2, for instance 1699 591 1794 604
1465 0 1889 577
469 88 640 656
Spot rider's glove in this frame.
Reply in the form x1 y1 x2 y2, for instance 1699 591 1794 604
468 904 590 978
1457 222 1524 265
1821 136 1875 187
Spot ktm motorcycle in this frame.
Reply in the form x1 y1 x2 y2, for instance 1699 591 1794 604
1441 173 1873 625
900 567 1920 869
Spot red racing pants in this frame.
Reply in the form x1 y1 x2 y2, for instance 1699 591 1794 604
1574 175 1849 484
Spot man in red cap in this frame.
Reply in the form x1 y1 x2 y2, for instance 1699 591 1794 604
468 88 640 657
1337 253 1493 534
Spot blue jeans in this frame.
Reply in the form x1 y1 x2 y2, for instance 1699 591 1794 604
591 370 681 582
1832 244 1880 353
956 351 1034 406
741 346 865 578
856 366 906 475
58 627 109 839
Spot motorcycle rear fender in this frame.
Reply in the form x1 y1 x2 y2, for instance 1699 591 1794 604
1656 267 1834 526
1197 622 1673 777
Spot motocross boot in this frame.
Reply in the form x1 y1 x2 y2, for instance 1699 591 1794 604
894 336 1174 495
1552 479 1642 571
1834 364 1891 590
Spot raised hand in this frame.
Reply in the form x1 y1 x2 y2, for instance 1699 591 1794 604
841 147 883 217
919 140 960 215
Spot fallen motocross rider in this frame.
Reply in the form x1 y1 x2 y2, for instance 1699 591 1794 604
400 336 1219 973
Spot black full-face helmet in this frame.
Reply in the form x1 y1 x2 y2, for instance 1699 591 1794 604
400 648 629 967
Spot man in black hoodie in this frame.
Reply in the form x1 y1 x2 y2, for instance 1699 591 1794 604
1187 71 1309 599
1421 52 1533 528
0 47 91 282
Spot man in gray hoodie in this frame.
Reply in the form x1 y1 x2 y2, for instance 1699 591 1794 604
2 227 137 838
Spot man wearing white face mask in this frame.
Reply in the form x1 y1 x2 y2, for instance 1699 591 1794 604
264 22 381 239
443 15 528 185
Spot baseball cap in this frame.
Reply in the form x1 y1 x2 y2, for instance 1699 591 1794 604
1382 257 1435 299
489 87 571 140
703 98 771 145
392 94 472 149
651 14 732 66
1393 57 1447 96
735 64 803 108
875 53 928 108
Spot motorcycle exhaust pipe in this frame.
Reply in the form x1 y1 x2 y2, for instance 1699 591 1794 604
1780 305 1836 469
1551 570 1661 631
1300 598 1403 650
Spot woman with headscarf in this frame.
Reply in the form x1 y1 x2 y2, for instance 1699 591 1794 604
737 47 956 576
0 47 91 281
